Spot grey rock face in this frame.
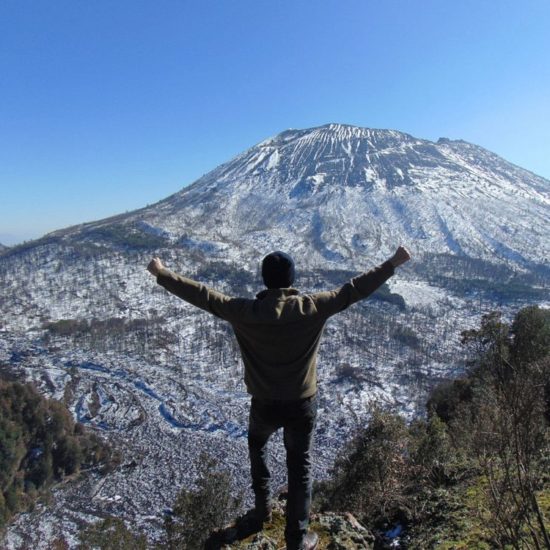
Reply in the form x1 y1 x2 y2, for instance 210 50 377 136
315 511 375 549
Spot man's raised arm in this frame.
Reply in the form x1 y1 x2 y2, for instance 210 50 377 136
146 257 245 321
312 246 411 318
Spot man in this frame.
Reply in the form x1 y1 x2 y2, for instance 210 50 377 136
147 245 411 550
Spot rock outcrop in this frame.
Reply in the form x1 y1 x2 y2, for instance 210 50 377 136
209 497 375 549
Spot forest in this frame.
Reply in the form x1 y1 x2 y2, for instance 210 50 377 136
0 377 113 531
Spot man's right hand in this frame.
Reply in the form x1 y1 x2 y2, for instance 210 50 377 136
147 257 165 277
389 246 411 268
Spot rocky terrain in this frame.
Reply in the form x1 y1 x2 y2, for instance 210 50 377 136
214 497 378 549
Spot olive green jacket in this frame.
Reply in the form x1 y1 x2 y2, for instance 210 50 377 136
156 260 395 399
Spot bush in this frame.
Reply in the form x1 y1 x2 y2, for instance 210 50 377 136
78 517 148 550
431 305 550 547
164 453 243 549
315 407 409 528
409 415 455 487
426 378 473 424
316 305 549 548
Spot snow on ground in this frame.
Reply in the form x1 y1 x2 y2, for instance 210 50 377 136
387 278 458 309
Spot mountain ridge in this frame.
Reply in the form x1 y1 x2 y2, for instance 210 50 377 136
42 123 548 270
34 124 548 269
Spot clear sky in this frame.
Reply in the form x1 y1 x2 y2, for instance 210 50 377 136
1 0 549 245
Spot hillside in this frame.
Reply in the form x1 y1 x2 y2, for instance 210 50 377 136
0 123 548 547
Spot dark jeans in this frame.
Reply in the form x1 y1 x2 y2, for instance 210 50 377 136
248 394 317 550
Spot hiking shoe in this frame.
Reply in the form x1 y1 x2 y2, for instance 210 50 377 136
283 531 319 550
214 508 272 545
303 531 319 550
235 507 272 538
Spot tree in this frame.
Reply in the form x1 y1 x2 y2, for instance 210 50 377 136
456 307 550 548
510 305 550 366
0 379 111 529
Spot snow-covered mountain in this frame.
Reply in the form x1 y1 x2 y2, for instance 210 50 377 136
1 123 548 547
49 123 550 268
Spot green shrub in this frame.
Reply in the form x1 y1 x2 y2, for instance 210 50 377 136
315 407 409 528
316 305 549 547
78 517 148 550
164 453 242 549
426 378 473 424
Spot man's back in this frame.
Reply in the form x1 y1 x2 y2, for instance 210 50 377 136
232 288 327 399
155 259 395 399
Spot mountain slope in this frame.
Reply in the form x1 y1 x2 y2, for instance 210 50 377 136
47 123 550 269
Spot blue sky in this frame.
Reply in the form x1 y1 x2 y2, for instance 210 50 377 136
1 0 549 245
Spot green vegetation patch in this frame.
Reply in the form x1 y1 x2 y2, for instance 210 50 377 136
315 305 550 548
0 380 111 530
82 223 168 250
78 517 148 550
